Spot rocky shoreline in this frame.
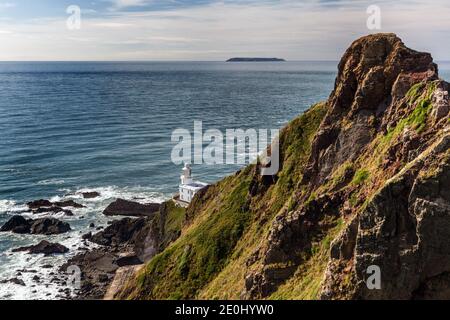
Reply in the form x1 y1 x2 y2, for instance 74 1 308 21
0 191 183 300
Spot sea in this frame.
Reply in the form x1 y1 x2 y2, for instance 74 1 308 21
0 61 449 299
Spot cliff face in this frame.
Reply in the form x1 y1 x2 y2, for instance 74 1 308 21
117 34 449 300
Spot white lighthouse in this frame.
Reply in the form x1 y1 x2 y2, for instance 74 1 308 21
179 164 208 204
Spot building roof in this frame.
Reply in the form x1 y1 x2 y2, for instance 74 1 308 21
180 181 208 191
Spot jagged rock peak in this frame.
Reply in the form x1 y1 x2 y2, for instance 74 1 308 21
304 34 442 187
327 33 438 121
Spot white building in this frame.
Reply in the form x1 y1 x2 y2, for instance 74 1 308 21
179 164 208 203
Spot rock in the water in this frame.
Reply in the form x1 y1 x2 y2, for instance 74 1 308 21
1 216 70 235
103 199 160 217
29 218 71 235
32 206 73 216
27 198 84 213
27 199 53 210
54 200 85 208
0 278 26 286
82 192 100 199
13 240 69 256
82 232 93 240
0 215 31 234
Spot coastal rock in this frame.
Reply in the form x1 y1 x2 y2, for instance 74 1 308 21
82 232 93 240
29 218 71 235
82 192 100 199
27 199 53 210
32 206 73 216
54 200 85 208
60 249 119 299
90 217 148 248
0 278 26 286
1 216 71 235
0 215 31 234
321 135 450 299
103 199 160 217
26 198 82 216
305 33 438 186
13 240 69 256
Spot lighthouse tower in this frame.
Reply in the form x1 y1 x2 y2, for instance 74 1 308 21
178 164 208 204
181 163 193 185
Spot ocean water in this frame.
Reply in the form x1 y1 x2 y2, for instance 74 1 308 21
0 61 449 299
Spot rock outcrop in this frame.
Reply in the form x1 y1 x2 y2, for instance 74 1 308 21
27 199 83 215
103 199 160 217
60 200 185 299
1 216 71 235
13 240 69 256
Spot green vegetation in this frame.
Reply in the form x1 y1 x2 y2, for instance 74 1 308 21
163 200 186 235
269 102 328 213
383 82 436 146
351 169 370 186
406 82 425 104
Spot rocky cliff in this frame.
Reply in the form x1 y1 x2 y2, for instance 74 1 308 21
116 33 449 300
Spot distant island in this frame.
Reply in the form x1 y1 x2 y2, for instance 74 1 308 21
226 57 286 62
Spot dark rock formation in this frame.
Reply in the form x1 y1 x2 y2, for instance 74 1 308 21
306 33 438 187
0 278 26 286
27 199 83 214
90 218 148 248
60 249 118 299
54 200 85 208
29 218 71 235
27 199 53 210
103 199 160 217
0 216 71 235
13 240 69 256
82 192 100 199
0 215 31 234
321 136 450 300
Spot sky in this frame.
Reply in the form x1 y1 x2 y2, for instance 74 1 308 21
0 0 449 61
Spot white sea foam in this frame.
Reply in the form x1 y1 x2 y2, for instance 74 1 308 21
0 200 28 214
